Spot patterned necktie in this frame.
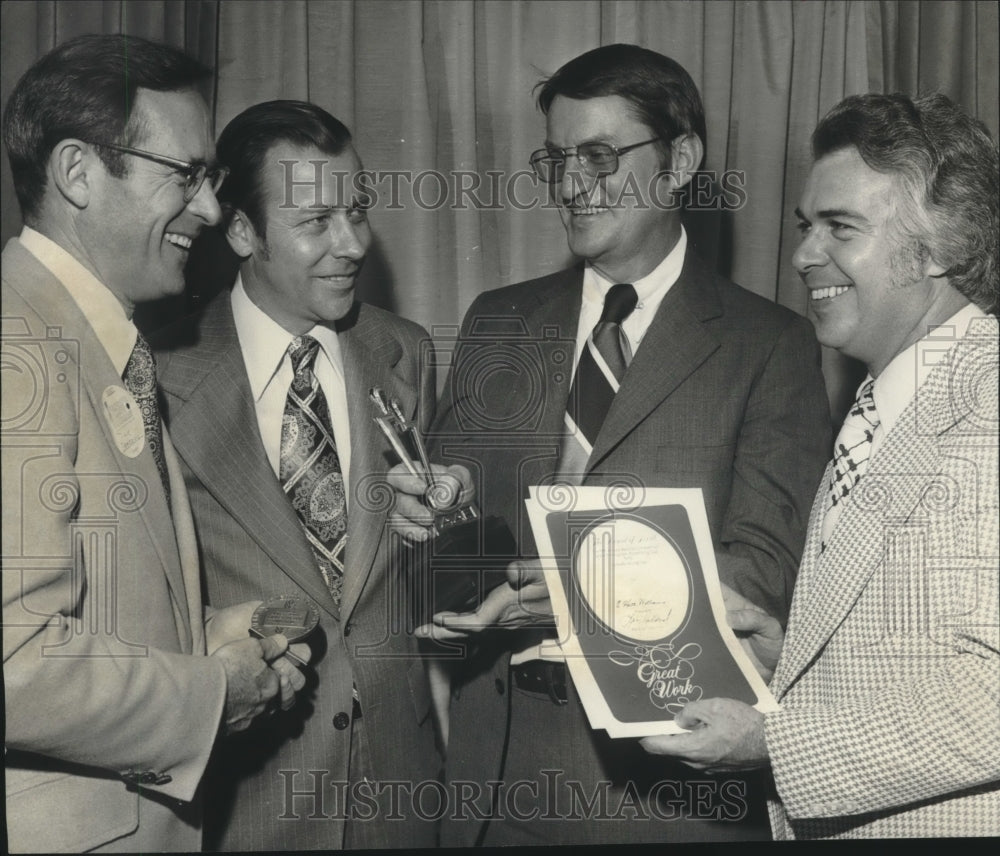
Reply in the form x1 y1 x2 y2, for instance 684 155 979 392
280 336 347 605
123 332 171 508
558 283 639 481
821 378 880 550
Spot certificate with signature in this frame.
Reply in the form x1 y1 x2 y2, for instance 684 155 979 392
525 485 777 737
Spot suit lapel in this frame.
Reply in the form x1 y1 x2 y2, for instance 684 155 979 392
770 468 830 696
588 253 722 471
337 307 409 620
162 428 199 651
772 324 994 696
527 274 581 439
775 412 941 694
79 322 193 635
3 242 191 638
164 296 341 617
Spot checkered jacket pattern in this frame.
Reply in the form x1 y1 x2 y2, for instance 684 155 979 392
765 315 1000 838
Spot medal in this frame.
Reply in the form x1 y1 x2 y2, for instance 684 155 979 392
249 595 320 666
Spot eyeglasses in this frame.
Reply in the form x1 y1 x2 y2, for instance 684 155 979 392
529 138 660 183
89 141 229 203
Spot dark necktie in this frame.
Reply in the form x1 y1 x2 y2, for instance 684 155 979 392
280 336 348 604
821 378 879 550
558 283 639 481
123 332 171 508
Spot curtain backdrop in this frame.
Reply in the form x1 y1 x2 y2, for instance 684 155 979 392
2 0 997 418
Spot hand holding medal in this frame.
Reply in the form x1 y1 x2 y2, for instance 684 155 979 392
249 594 320 667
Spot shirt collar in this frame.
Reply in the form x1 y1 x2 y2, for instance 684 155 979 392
19 227 138 376
230 273 343 403
870 301 987 441
582 226 687 307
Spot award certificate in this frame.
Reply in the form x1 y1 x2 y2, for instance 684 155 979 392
525 485 777 737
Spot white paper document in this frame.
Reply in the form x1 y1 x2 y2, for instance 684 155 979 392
525 485 778 737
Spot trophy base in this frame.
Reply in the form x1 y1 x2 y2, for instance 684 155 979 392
420 509 517 619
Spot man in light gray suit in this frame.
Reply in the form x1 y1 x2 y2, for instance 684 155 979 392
2 35 300 854
155 100 441 850
643 93 1000 838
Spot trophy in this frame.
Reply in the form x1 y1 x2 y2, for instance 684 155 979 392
370 387 515 622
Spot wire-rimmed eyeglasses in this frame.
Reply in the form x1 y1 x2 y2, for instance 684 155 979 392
89 141 229 203
528 138 660 183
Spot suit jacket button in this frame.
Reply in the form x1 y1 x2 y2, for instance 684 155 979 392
333 712 350 730
344 623 352 637
494 678 505 695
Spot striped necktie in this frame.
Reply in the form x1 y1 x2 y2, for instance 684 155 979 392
557 283 638 482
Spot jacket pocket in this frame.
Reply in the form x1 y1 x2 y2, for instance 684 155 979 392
6 769 139 853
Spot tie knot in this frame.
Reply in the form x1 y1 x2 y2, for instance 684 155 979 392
601 283 638 325
123 332 157 395
288 335 321 375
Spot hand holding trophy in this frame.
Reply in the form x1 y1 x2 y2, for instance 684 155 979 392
371 387 516 624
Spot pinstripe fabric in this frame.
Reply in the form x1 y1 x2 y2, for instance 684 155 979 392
155 293 441 851
765 315 1000 838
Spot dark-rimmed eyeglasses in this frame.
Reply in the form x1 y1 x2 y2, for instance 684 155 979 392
529 138 660 183
89 141 229 203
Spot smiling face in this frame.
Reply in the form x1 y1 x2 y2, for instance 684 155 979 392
86 88 221 313
545 94 685 284
793 146 946 376
233 141 371 335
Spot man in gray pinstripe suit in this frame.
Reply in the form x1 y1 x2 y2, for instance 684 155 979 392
643 93 999 838
155 101 442 850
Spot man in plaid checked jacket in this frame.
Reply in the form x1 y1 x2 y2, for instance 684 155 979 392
641 92 999 838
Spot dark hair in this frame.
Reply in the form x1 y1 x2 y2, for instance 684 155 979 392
535 43 706 171
813 92 999 313
2 34 211 222
215 100 353 237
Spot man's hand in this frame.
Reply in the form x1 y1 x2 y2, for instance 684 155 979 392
212 634 289 734
640 698 770 772
207 601 311 717
386 462 474 543
206 600 259 655
721 584 784 682
414 559 554 641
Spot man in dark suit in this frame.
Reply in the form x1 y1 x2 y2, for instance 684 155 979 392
2 35 297 854
419 44 831 845
155 100 441 850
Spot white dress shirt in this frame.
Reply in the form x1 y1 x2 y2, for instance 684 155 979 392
574 226 687 368
514 229 688 665
230 275 353 504
19 227 137 374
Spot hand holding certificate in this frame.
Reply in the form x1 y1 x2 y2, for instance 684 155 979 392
525 485 778 738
